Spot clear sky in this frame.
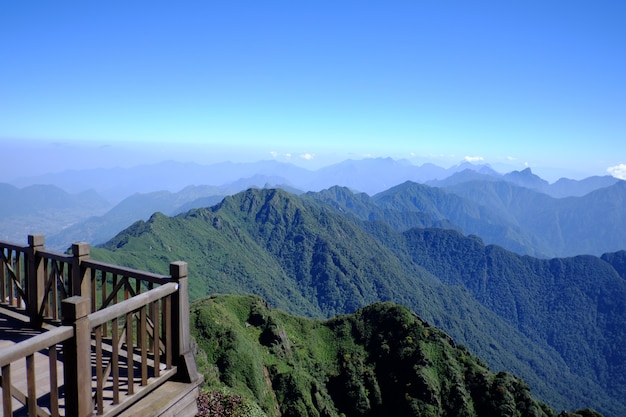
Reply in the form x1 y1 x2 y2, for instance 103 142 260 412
1 1 625 181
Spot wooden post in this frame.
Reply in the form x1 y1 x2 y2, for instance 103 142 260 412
169 261 199 383
27 234 45 327
62 296 93 417
71 242 91 298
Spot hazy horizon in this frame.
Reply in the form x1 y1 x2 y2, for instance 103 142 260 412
2 2 625 182
0 139 620 185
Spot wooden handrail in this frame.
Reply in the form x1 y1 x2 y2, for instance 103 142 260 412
0 325 73 366
36 249 73 263
88 282 178 328
0 240 28 252
83 260 171 285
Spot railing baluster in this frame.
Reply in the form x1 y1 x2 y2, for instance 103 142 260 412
43 258 50 317
153 296 161 377
1 363 12 416
164 294 172 370
112 316 120 404
140 306 148 385
112 273 118 307
101 271 108 335
126 310 134 395
16 251 22 307
8 250 15 306
53 261 60 320
0 248 6 303
109 273 118 342
95 325 104 414
26 353 36 415
49 345 59 417
148 281 155 354
90 268 97 313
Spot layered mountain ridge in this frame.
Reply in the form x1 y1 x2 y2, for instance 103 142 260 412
6 158 624 256
92 187 626 416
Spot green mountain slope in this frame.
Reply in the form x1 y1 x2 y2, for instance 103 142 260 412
309 180 626 259
308 183 540 257
91 188 625 416
401 227 626 405
191 294 599 417
443 179 626 257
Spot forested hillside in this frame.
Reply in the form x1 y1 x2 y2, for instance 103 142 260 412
92 187 626 416
400 227 626 405
442 179 626 257
191 295 600 417
307 179 626 258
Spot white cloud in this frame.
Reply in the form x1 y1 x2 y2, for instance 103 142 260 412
464 155 484 163
269 151 279 158
300 153 315 161
607 163 626 179
506 156 516 161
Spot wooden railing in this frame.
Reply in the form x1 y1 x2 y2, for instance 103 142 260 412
0 239 30 313
1 235 75 326
0 235 199 417
0 325 73 417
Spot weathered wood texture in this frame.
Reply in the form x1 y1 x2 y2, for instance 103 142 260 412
0 312 69 417
0 235 202 417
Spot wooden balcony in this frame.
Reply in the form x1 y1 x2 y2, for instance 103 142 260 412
1 235 202 417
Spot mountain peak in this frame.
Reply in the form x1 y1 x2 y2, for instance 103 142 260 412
504 167 549 190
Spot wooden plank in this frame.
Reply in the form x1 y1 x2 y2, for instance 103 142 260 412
97 369 178 417
115 381 200 417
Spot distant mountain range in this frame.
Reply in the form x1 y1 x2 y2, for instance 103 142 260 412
0 183 110 243
309 179 626 258
11 158 620 202
4 158 623 254
91 187 626 416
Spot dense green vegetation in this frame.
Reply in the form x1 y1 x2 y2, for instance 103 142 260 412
442 179 626 257
91 187 625 416
307 180 626 258
192 294 601 417
401 228 626 404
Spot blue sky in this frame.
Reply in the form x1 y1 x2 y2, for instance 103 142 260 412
1 1 625 181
